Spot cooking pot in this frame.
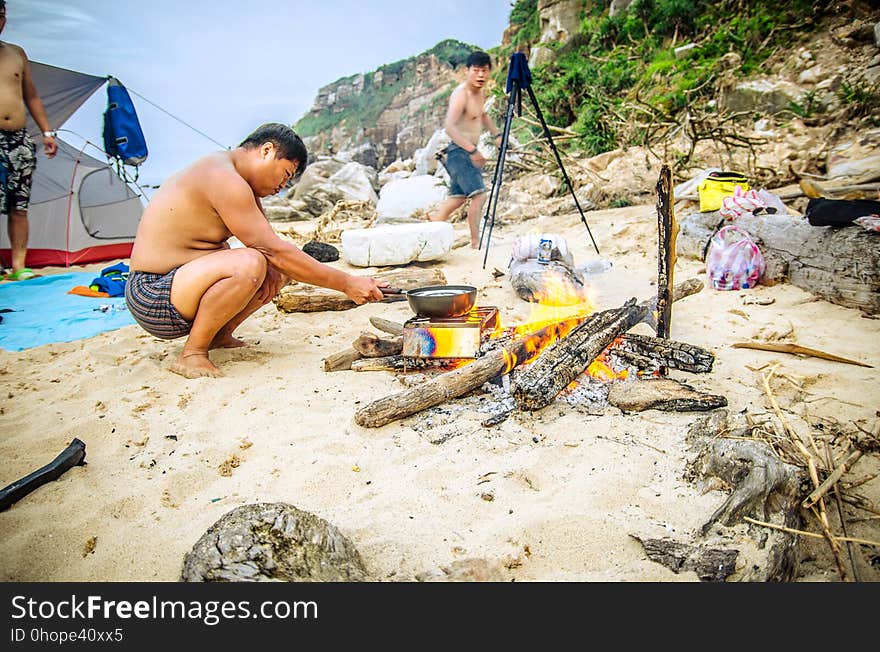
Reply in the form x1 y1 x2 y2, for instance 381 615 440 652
380 284 477 318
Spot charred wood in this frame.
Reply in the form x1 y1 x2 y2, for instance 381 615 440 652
631 536 738 582
656 164 678 341
612 333 714 374
512 278 703 412
354 319 581 428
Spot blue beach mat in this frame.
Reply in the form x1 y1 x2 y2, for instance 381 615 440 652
0 273 135 351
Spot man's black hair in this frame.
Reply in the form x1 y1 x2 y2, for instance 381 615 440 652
239 123 308 178
466 51 491 69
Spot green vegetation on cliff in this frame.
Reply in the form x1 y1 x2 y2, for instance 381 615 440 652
496 0 878 162
294 39 475 138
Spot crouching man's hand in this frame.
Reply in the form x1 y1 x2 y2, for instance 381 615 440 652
257 267 289 305
343 275 388 305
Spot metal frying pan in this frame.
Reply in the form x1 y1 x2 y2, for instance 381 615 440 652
380 284 477 318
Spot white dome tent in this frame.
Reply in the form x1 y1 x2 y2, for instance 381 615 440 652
0 61 144 268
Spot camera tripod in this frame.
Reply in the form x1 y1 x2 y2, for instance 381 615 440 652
478 52 600 269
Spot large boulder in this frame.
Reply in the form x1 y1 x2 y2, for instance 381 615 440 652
720 79 805 115
341 222 455 267
376 175 449 221
180 503 368 582
413 128 451 176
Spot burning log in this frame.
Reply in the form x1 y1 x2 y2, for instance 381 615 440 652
352 332 403 358
511 278 703 412
274 268 446 313
612 333 714 374
354 318 581 428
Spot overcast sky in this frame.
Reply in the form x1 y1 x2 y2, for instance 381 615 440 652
6 0 512 190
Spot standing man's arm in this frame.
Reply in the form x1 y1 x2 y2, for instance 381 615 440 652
482 111 502 146
20 51 56 158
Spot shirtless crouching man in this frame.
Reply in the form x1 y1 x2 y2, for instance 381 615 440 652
126 123 386 378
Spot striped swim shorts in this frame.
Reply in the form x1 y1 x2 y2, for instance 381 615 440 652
124 268 192 339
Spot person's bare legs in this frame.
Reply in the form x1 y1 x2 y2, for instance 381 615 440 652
428 196 466 223
8 209 28 272
167 248 268 378
465 191 487 248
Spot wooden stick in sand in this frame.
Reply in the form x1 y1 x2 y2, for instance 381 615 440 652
733 342 872 368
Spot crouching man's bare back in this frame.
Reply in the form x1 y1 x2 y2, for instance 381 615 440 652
127 123 386 378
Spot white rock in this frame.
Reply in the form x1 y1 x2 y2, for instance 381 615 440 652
325 162 379 204
341 222 455 267
798 65 822 84
674 43 698 59
413 128 451 176
376 175 449 220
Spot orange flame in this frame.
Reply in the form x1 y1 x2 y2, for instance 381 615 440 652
488 269 601 373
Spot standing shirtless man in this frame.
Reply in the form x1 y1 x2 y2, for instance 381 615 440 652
126 123 386 378
0 0 58 280
428 51 501 248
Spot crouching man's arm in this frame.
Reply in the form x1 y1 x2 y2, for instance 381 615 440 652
213 176 386 304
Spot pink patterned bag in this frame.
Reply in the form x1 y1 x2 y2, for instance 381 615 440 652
705 225 765 290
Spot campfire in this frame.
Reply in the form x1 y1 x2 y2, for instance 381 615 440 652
326 166 723 428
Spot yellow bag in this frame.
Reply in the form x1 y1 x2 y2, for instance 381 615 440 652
697 172 749 212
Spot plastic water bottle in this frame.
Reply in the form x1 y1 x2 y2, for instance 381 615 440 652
577 258 613 276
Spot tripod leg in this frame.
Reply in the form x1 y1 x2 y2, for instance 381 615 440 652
481 94 519 269
525 86 600 256
479 89 518 250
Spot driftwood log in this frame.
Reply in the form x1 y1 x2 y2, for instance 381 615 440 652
612 333 714 374
608 378 727 413
274 267 446 313
630 536 738 582
678 210 880 315
354 319 581 428
674 410 802 581
323 348 362 372
369 317 405 336
353 332 403 357
511 278 703 412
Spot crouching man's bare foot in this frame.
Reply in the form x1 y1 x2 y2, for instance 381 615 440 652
170 351 223 378
210 332 247 349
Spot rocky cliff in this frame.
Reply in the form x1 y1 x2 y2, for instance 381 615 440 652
294 39 476 169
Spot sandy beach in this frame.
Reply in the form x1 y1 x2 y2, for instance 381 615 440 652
1 202 878 582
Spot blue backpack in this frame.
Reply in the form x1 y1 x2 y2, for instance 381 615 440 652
102 77 148 179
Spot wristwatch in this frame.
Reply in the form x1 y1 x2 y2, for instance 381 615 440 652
42 131 57 138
